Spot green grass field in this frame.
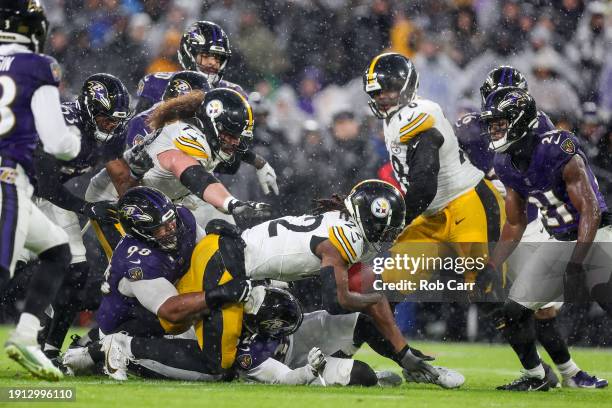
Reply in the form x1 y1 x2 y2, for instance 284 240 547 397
0 326 610 408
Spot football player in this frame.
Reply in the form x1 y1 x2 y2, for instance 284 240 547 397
480 87 610 391
0 0 81 380
135 20 244 112
362 53 505 294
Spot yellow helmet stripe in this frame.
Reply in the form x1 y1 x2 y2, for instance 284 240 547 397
228 88 254 131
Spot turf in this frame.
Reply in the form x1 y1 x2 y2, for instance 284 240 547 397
0 326 610 408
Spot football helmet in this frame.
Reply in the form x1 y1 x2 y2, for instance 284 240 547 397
78 73 131 143
243 287 303 339
344 179 406 252
118 186 181 252
363 53 419 119
162 70 211 101
480 87 538 153
0 0 47 53
195 87 254 162
178 21 231 86
480 66 528 108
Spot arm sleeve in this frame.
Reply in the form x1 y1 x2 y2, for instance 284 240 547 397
33 150 88 212
120 277 178 315
247 358 315 385
31 85 81 161
404 128 444 224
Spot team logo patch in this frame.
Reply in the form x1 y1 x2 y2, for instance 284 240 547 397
87 81 112 110
390 143 401 155
137 79 144 97
50 61 62 82
172 79 192 95
206 99 224 119
237 354 252 369
260 319 288 332
371 197 391 218
128 267 143 281
132 134 145 146
561 138 576 155
120 205 153 223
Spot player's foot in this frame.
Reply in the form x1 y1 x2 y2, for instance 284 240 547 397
563 371 608 389
62 346 95 376
101 333 131 381
542 361 560 389
4 331 63 381
403 366 465 389
376 371 403 387
496 372 549 391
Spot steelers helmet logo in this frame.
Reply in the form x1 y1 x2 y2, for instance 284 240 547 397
371 197 391 218
206 99 224 119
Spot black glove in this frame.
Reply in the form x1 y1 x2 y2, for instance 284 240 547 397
227 199 272 225
470 263 504 303
123 143 154 179
205 219 243 239
564 262 589 303
396 345 439 379
81 201 118 224
205 279 252 309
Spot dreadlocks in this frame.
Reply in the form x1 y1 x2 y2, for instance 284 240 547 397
311 194 348 216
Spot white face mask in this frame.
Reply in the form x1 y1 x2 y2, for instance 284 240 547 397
94 129 114 143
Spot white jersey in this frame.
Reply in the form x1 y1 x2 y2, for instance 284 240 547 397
142 120 222 200
384 97 483 215
242 211 370 281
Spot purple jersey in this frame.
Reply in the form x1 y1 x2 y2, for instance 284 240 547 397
494 130 608 240
95 206 197 333
54 102 125 184
235 334 288 372
125 104 154 148
0 52 61 181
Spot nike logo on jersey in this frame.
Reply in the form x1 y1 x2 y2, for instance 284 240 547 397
129 260 142 264
455 218 465 225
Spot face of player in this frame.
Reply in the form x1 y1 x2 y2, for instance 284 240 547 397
488 118 510 143
94 114 121 134
196 53 222 76
153 219 178 250
373 89 400 114
219 131 241 155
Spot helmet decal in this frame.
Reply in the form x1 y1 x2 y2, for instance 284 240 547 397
172 79 192 95
87 81 112 110
206 99 224 119
371 197 391 219
120 205 153 223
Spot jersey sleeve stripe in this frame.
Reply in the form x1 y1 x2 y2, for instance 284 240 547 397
336 226 357 260
328 227 353 263
177 136 206 151
399 114 435 142
173 138 209 158
399 113 426 133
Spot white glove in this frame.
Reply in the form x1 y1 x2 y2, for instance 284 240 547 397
491 178 507 198
244 286 266 315
256 162 279 195
307 347 327 375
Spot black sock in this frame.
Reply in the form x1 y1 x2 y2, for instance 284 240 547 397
501 301 540 370
535 317 571 365
44 262 89 349
348 360 378 386
353 314 397 360
23 244 71 319
131 337 220 375
591 282 612 317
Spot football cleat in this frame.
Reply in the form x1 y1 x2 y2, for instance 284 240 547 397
101 333 132 381
62 347 96 376
496 372 550 391
542 361 560 389
563 371 608 389
403 366 465 389
4 331 63 381
376 370 403 387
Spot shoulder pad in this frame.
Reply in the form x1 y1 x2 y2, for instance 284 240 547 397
328 222 364 264
32 54 61 86
397 103 436 143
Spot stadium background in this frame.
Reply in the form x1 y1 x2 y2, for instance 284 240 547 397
2 0 610 346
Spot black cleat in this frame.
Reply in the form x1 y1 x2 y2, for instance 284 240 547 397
542 361 560 389
497 373 550 391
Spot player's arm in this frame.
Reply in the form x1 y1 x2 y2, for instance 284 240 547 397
316 240 382 311
402 129 444 225
31 85 81 160
242 151 279 195
563 154 601 264
489 186 528 268
245 358 317 385
106 158 139 197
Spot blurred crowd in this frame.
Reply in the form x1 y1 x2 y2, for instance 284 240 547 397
38 0 611 343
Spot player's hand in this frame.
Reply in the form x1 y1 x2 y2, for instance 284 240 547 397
228 199 272 224
564 262 589 303
307 347 327 375
123 144 154 179
256 162 279 195
244 286 267 315
81 201 118 224
470 263 503 303
397 345 439 380
205 279 252 309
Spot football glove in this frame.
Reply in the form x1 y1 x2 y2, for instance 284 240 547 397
256 162 279 195
81 201 118 224
205 279 253 309
123 143 154 179
564 262 589 303
227 199 272 225
397 345 439 380
307 347 327 376
470 263 504 303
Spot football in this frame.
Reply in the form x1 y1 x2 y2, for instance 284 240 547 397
348 262 377 293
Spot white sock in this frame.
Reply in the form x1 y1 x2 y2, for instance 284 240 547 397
525 364 545 379
557 359 580 379
44 344 59 352
15 313 42 342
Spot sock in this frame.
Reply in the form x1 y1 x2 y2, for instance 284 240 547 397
557 359 580 379
501 301 541 371
352 314 397 360
43 344 59 352
535 317 571 365
15 312 42 341
524 363 545 379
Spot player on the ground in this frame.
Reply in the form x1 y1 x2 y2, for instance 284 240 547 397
0 0 81 381
362 53 505 294
135 20 244 112
479 87 610 391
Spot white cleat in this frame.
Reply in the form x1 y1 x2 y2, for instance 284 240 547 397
376 370 403 387
100 333 132 381
4 330 63 381
62 346 95 376
403 366 465 389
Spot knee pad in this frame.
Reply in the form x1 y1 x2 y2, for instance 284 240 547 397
348 360 378 387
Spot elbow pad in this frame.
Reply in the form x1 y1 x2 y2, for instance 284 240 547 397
179 164 220 198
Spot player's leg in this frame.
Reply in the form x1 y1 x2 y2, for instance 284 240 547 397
310 357 377 387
